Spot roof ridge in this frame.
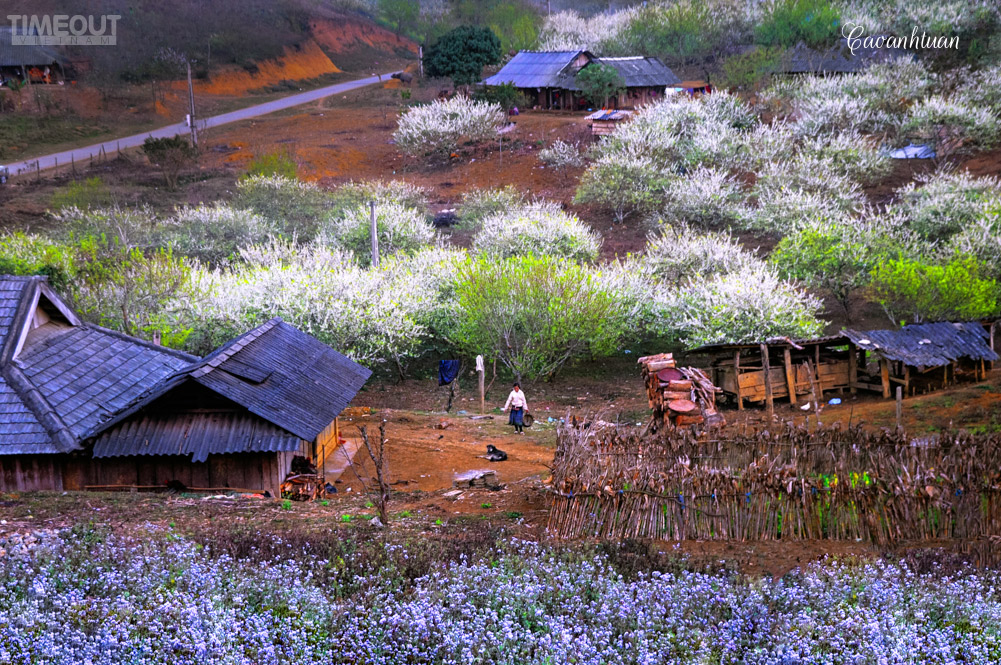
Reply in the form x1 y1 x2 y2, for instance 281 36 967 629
190 318 281 378
84 323 200 362
3 365 79 453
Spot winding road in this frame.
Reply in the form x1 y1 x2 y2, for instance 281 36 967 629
5 71 398 178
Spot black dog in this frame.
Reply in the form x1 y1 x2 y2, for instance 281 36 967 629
485 444 508 462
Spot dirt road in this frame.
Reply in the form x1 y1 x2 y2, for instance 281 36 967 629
4 71 399 178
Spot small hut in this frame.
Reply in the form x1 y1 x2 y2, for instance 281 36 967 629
483 50 680 110
586 109 633 136
0 275 371 495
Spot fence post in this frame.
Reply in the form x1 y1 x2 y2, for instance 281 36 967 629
760 343 774 418
369 200 379 267
895 386 903 431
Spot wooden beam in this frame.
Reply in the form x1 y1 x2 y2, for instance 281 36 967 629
733 349 744 411
782 348 797 406
760 343 774 416
880 358 891 398
904 364 910 395
848 342 857 395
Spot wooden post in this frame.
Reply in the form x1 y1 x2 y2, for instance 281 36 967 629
733 349 744 411
880 357 891 398
848 342 857 394
895 386 903 431
782 347 797 406
903 365 910 395
418 45 424 79
369 200 379 267
186 61 198 148
760 343 774 417
477 355 485 415
804 361 821 426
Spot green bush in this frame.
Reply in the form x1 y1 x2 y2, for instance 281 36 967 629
870 254 1000 324
719 46 783 90
244 151 297 179
755 0 841 49
452 254 622 380
50 177 112 210
233 175 329 241
424 25 502 86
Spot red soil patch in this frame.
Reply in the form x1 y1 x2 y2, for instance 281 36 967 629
179 41 341 97
309 16 417 56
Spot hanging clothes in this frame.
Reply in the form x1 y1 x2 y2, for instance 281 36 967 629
438 359 461 386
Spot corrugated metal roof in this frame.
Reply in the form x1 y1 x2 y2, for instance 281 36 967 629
485 50 680 91
586 109 633 121
484 50 583 88
0 27 61 68
593 56 681 87
92 408 302 463
842 322 998 368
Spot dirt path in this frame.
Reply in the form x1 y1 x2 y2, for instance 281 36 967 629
4 72 399 178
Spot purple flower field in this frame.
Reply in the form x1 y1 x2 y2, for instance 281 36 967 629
1 527 999 664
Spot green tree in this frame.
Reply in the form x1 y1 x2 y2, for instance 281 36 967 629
378 0 419 38
424 25 502 87
755 0 841 49
575 63 626 108
452 254 622 381
869 254 999 324
771 223 914 321
719 46 783 90
142 136 196 191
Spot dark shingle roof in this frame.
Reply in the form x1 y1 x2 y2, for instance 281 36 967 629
88 318 372 445
0 373 53 454
92 406 303 463
0 27 61 68
593 56 681 87
842 322 998 369
0 277 32 354
1 276 370 460
15 325 195 438
484 50 583 88
188 319 371 441
782 39 911 74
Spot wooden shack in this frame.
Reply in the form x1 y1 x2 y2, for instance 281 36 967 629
692 336 851 411
692 322 998 410
0 275 370 495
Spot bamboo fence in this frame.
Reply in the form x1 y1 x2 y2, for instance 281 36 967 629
547 421 1001 546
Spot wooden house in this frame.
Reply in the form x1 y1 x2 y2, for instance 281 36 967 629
483 50 680 110
0 27 63 84
691 322 998 410
778 39 911 75
0 276 370 495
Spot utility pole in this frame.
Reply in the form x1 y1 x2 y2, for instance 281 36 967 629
186 61 198 148
418 45 424 79
369 200 379 267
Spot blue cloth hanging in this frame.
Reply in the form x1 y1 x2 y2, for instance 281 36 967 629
438 359 461 386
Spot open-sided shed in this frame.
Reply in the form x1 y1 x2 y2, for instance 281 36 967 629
692 322 998 410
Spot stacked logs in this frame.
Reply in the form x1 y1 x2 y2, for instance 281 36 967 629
637 353 724 429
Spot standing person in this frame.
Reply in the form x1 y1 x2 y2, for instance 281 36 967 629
503 382 528 434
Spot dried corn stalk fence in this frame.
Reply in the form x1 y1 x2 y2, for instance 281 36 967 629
548 421 1001 548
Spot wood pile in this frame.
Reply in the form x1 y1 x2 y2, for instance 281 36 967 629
547 421 1001 552
453 469 500 489
637 353 724 429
